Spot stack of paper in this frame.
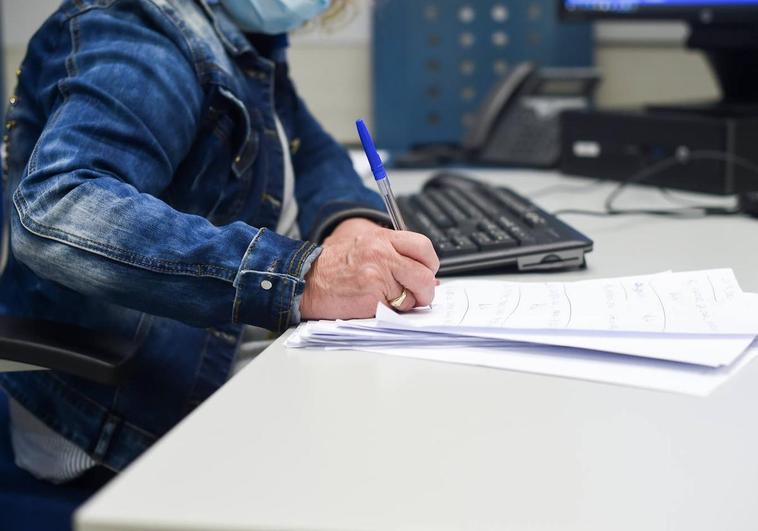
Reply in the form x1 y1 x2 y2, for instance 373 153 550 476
286 269 758 396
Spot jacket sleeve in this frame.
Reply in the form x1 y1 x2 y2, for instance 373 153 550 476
286 79 390 242
10 9 317 332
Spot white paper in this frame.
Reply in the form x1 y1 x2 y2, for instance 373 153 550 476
285 269 758 396
376 269 758 335
359 340 758 397
341 317 756 368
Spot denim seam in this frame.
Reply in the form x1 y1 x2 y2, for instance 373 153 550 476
66 13 82 78
279 277 298 331
26 83 71 176
3 375 158 441
66 0 121 20
184 331 211 413
26 97 71 176
290 246 321 325
279 241 316 329
13 189 239 281
237 269 301 284
93 412 123 462
232 228 264 323
208 327 238 344
196 0 246 57
145 0 205 78
24 17 78 179
46 373 113 412
290 243 318 325
295 242 317 278
282 242 310 327
0 382 109 458
47 374 156 438
64 0 218 92
2 380 156 471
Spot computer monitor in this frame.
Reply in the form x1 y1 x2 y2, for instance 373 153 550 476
559 1 758 111
561 1 758 23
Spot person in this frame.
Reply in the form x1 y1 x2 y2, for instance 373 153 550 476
0 0 438 485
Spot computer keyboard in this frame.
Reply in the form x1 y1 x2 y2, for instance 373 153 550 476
397 172 593 275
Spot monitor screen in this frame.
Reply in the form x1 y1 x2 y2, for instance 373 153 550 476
561 0 758 21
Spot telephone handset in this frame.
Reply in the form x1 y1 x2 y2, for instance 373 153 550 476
463 63 600 168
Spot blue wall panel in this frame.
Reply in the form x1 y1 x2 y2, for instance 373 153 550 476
373 0 593 150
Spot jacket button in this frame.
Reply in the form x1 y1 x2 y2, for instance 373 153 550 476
244 69 267 81
290 137 301 155
260 280 273 290
9 96 17 106
5 120 16 131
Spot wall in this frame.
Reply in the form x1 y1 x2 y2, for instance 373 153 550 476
2 0 720 143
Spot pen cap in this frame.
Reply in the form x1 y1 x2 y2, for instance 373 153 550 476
356 119 387 180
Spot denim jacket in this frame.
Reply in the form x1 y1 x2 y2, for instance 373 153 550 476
0 0 386 471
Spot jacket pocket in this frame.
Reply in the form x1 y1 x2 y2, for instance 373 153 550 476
165 85 258 222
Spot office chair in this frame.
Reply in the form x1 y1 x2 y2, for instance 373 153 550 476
0 250 137 531
0 315 138 531
0 314 138 531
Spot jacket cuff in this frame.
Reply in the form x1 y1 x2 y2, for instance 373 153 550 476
309 204 392 243
232 228 321 332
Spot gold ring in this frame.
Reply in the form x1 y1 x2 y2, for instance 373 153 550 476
388 289 408 309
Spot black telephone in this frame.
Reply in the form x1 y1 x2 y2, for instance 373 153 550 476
395 63 600 169
464 63 600 168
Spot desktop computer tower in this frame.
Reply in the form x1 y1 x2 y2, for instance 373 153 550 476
560 109 758 195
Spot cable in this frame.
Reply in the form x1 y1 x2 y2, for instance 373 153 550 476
552 149 758 219
526 178 605 200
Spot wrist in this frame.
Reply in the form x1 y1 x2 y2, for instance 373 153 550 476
330 217 384 240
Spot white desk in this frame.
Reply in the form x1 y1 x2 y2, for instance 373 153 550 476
77 170 758 531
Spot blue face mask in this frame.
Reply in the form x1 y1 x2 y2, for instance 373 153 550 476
220 0 331 34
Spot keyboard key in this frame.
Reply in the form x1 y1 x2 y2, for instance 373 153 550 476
449 234 478 253
460 189 500 217
444 190 484 220
477 219 500 234
396 172 593 273
492 188 547 226
428 190 467 224
495 215 537 245
412 195 453 229
434 240 458 257
488 230 518 247
407 210 446 242
471 231 518 251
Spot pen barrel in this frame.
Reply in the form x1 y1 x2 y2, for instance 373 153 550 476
377 178 408 231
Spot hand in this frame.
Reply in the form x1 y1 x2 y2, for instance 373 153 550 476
300 218 440 320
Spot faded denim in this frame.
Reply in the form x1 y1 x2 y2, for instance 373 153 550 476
0 0 386 472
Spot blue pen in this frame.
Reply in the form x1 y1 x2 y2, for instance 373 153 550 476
356 119 408 231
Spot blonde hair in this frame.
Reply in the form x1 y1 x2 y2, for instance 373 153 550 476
309 0 357 31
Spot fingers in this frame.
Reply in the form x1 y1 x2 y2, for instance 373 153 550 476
388 231 440 274
384 278 418 313
391 255 437 307
301 226 439 320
